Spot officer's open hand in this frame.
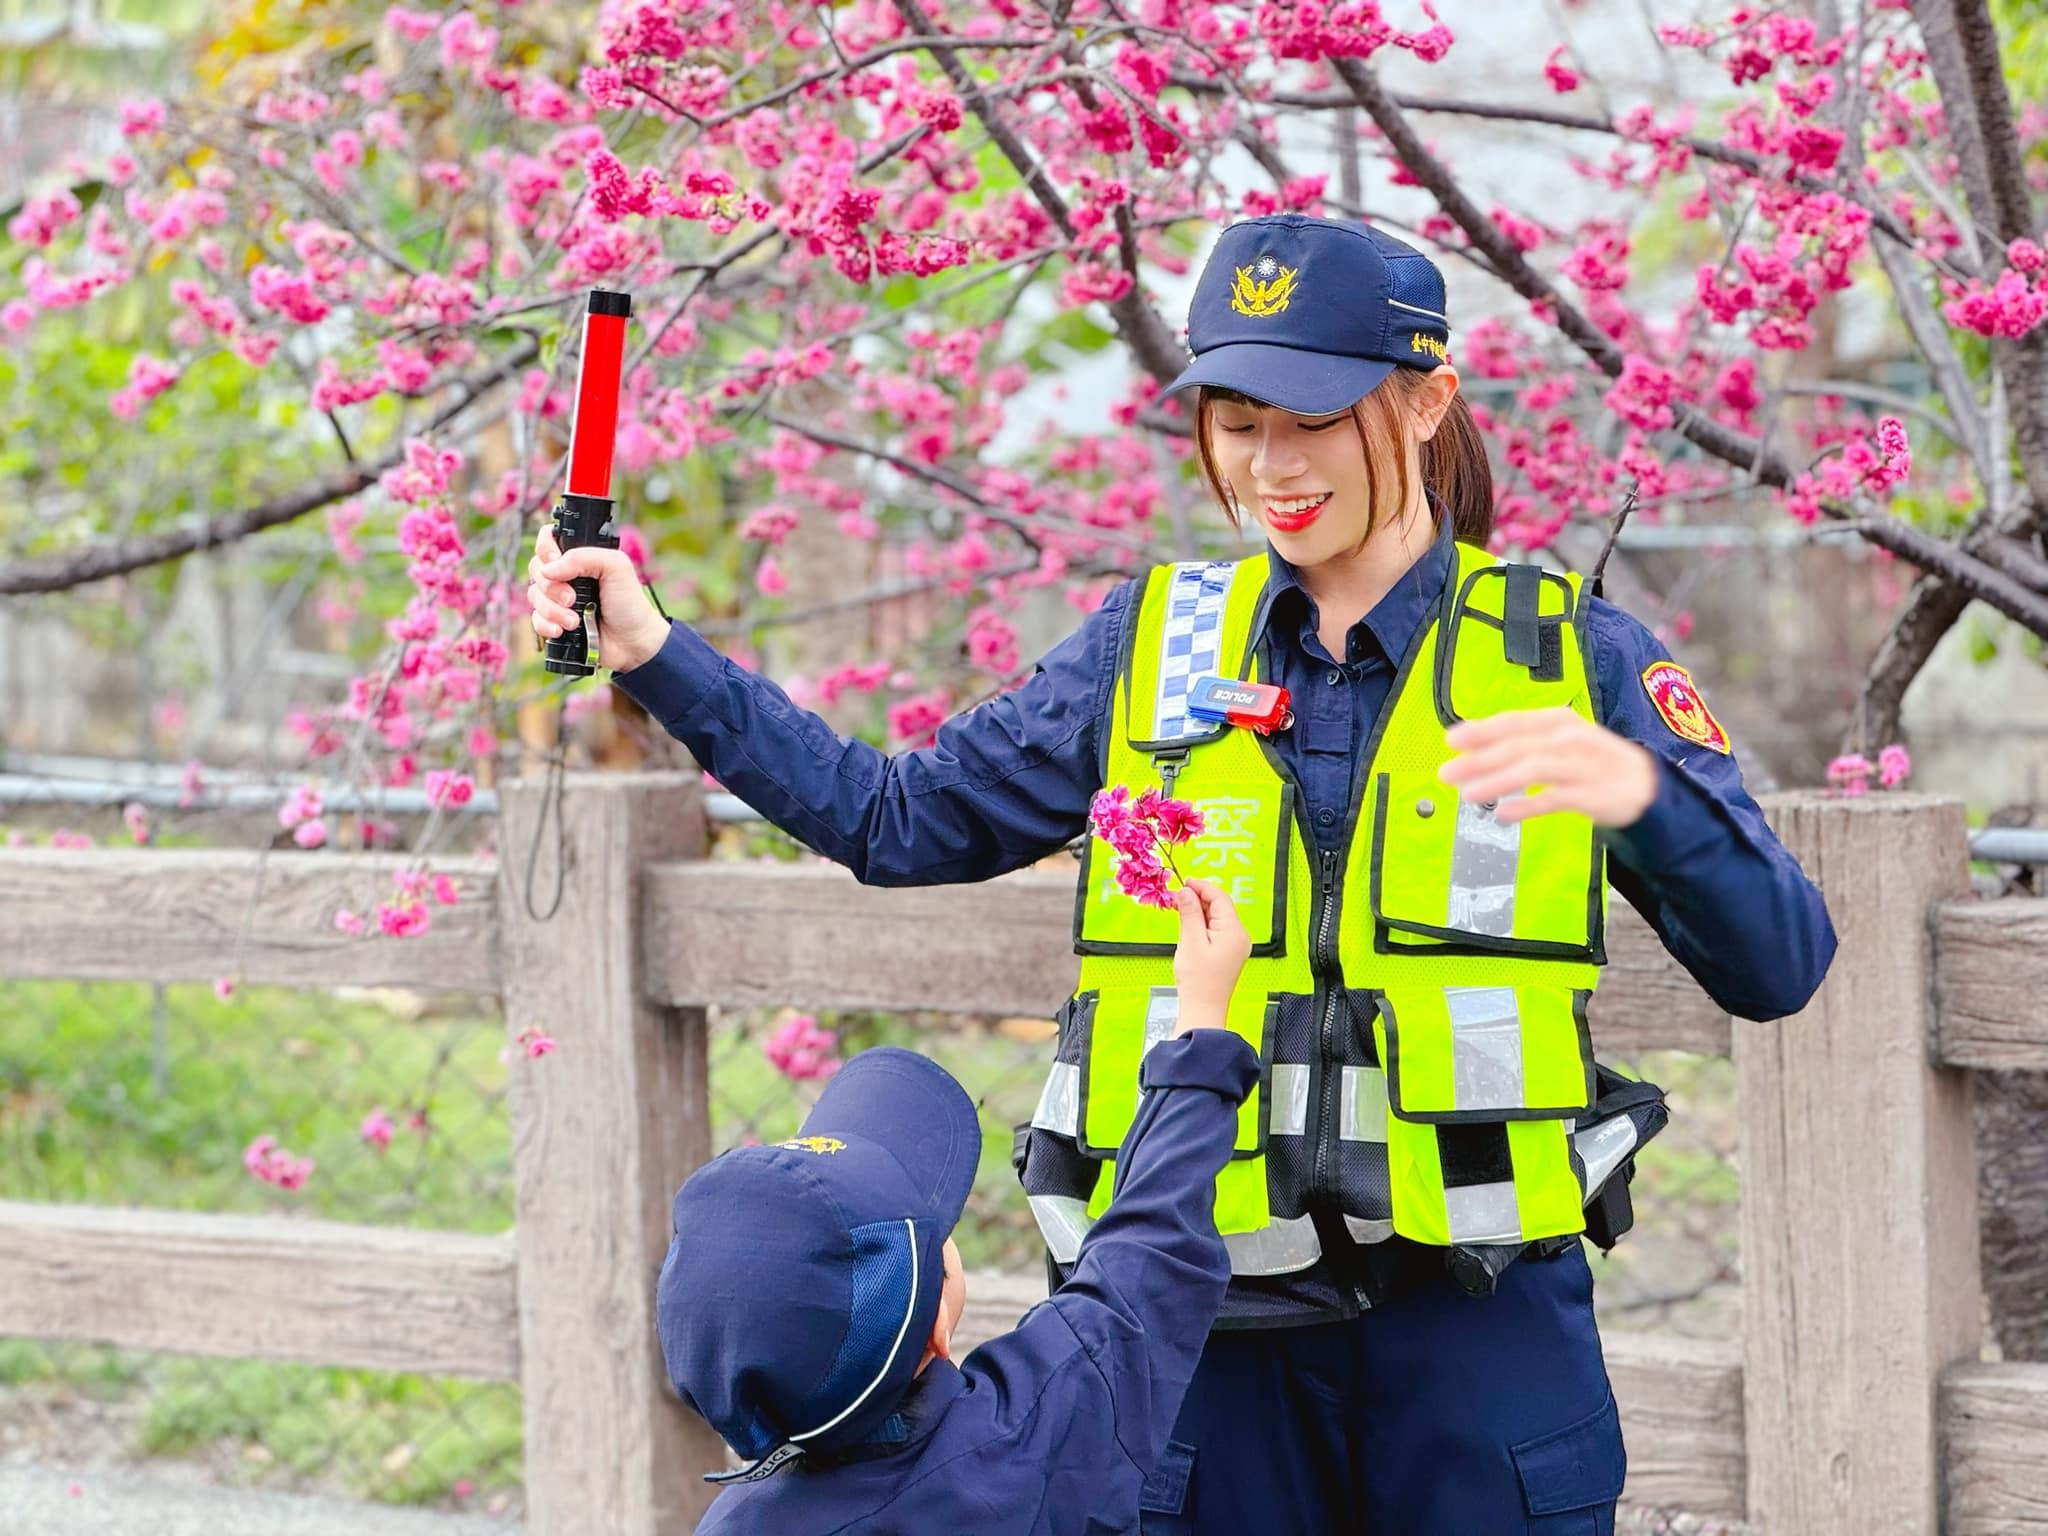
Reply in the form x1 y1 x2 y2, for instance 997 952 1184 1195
1172 880 1252 1034
526 526 671 674
1440 706 1659 828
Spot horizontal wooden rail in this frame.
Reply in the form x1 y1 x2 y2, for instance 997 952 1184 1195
1944 1361 2048 1533
1933 898 2048 1070
643 862 1734 1055
0 849 500 994
0 1201 519 1381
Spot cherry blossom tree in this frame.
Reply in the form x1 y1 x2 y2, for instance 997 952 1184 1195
2 0 2043 817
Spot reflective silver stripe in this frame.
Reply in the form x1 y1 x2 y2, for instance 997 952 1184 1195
1027 1195 1092 1264
1446 986 1525 1112
1032 1197 1324 1276
1447 797 1520 937
1344 1214 1396 1244
1387 296 1449 321
1270 1063 1310 1135
1142 988 1179 1062
1444 1181 1524 1245
1575 1112 1640 1197
1223 1213 1322 1275
1340 1066 1390 1142
1031 1062 1080 1138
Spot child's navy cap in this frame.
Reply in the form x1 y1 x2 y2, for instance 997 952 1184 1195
1166 214 1452 415
655 1047 981 1480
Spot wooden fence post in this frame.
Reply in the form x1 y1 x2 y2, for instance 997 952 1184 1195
500 771 724 1535
1734 791 1979 1534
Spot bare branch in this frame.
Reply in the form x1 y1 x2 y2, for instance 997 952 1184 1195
0 342 536 597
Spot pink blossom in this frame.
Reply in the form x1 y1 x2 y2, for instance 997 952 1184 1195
178 759 205 809
334 909 366 936
519 1027 559 1059
755 553 788 596
292 819 329 849
376 900 431 938
432 873 460 905
1154 799 1207 845
1543 45 1581 93
278 782 323 831
122 801 151 845
214 976 236 1001
244 1135 315 1190
1826 753 1874 797
424 769 475 809
118 98 166 136
360 1109 396 1150
763 1013 842 1081
1877 743 1912 789
7 188 82 247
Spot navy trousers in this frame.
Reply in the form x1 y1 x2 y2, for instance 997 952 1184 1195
1138 1244 1625 1534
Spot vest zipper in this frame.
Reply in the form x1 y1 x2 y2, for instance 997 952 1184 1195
1311 847 1341 1204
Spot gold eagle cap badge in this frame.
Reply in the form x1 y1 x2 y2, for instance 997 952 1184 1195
1230 256 1298 318
778 1135 848 1155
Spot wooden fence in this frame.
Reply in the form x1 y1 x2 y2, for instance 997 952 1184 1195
1 774 2045 1534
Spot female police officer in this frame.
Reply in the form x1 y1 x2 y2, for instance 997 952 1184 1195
529 214 1834 1533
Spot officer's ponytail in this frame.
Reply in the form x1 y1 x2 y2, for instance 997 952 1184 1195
1195 374 1493 546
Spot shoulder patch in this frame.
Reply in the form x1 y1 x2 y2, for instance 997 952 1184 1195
1641 661 1730 754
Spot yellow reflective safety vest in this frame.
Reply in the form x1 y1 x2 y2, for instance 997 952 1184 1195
1022 539 1649 1279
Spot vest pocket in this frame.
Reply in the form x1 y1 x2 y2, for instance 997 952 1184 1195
1070 984 1276 1236
1368 770 1603 960
1074 781 1294 958
1371 983 1595 1124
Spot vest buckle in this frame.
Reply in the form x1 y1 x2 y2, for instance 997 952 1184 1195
1151 747 1190 797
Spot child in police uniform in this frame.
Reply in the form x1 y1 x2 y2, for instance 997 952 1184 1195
658 878 1257 1536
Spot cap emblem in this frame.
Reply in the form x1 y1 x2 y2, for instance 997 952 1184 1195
778 1135 847 1155
1230 256 1297 318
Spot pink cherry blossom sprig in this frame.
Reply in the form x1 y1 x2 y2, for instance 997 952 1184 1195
1826 742 1912 797
243 1135 314 1191
1089 786 1208 910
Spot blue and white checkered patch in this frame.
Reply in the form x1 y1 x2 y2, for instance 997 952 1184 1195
1151 562 1235 741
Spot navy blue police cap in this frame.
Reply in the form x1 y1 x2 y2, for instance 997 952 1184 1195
1166 214 1452 415
655 1047 981 1482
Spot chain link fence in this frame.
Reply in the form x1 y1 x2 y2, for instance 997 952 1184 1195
0 977 521 1516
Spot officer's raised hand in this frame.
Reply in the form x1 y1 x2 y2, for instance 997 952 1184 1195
1439 706 1659 827
1172 879 1253 1035
526 525 671 673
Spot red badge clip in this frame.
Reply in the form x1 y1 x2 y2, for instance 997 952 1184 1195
1187 675 1293 735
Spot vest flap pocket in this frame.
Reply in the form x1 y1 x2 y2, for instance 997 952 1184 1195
1368 770 1602 960
1077 985 1276 1161
1440 564 1582 722
1373 983 1594 1124
1075 781 1293 958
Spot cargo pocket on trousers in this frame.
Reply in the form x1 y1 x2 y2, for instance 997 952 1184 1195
1511 1391 1625 1533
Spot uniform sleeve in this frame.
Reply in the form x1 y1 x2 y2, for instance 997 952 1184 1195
611 581 1136 886
1585 599 1837 1021
1040 1028 1258 1483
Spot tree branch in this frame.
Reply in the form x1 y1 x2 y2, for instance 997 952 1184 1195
1170 74 1962 273
893 0 1188 386
0 342 537 597
1330 56 2048 638
1913 0 2048 538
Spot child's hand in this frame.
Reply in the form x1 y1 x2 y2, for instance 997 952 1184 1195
1171 880 1251 1034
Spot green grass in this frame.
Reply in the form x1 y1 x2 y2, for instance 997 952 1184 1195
0 979 520 1508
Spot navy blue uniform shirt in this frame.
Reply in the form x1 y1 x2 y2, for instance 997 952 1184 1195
619 533 1835 1026
694 1029 1261 1536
